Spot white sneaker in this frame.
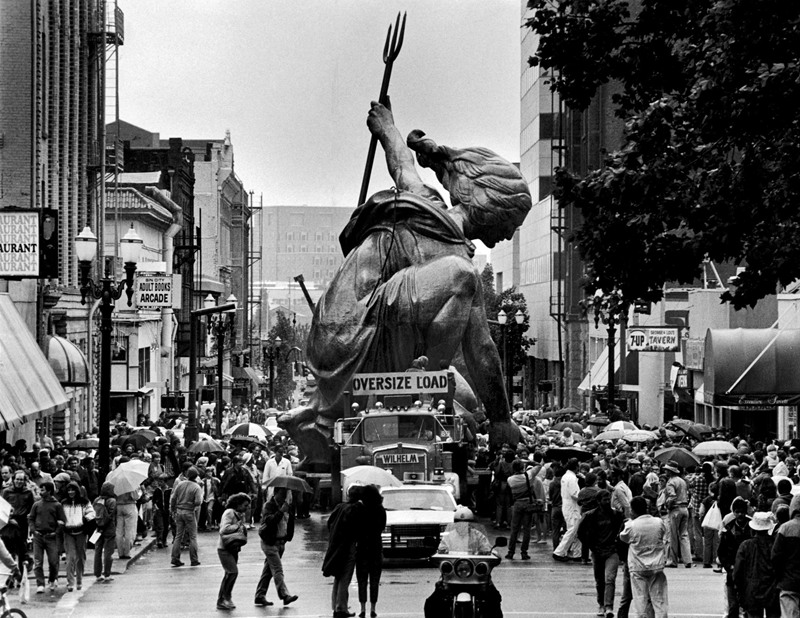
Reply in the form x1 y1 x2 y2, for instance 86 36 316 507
96 576 104 583
50 580 57 592
36 585 44 594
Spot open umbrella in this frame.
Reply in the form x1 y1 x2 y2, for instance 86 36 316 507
545 446 594 462
538 410 571 420
228 422 272 441
553 421 584 433
668 419 713 440
263 475 313 494
621 430 659 443
595 429 627 441
106 460 150 495
229 435 264 448
341 465 403 489
66 438 99 450
121 433 154 451
693 440 737 457
188 438 226 454
131 428 158 441
653 446 701 468
605 420 637 432
586 415 611 426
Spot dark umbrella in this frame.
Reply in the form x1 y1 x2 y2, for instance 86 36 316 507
66 438 99 450
653 446 701 468
586 415 611 426
668 419 713 441
229 435 264 448
263 475 313 493
553 421 584 433
538 410 570 420
188 439 226 454
544 446 594 463
131 428 158 442
121 433 153 451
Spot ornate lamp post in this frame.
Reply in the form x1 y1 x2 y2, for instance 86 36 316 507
205 293 236 437
76 224 142 478
497 308 526 408
590 288 627 414
262 336 282 408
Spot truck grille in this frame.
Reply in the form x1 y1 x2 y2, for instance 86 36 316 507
389 524 440 537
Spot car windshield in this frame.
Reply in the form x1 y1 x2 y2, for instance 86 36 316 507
362 415 438 442
382 489 455 511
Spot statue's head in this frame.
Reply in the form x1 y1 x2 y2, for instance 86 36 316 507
407 130 532 248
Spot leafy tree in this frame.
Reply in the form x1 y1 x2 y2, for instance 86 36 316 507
525 0 800 309
480 264 534 375
266 311 298 409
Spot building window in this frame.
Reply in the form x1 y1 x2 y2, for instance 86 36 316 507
300 245 307 253
300 232 307 241
286 232 293 241
496 272 504 292
138 347 151 388
315 232 323 241
287 245 293 253
112 337 128 363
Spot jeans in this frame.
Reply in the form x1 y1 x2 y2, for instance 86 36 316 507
172 510 199 563
667 507 691 565
702 526 719 565
93 532 116 578
32 531 59 586
116 502 138 557
618 562 632 618
780 591 800 618
63 532 86 587
508 502 533 555
725 568 739 618
551 506 565 550
356 557 383 604
331 544 357 613
592 552 620 611
256 541 290 600
630 569 668 618
217 548 239 604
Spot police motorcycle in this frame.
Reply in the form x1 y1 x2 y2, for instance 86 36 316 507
426 506 507 618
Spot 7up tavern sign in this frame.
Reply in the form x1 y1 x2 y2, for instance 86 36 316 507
626 326 681 352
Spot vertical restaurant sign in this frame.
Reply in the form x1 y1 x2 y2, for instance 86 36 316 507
0 210 40 277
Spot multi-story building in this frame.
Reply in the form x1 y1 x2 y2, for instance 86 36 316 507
260 205 352 290
0 0 123 443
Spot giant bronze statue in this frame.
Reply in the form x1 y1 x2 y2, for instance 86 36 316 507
278 100 532 466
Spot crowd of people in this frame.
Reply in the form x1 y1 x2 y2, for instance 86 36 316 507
483 408 800 618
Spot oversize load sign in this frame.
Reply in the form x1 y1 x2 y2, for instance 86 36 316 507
0 211 39 276
135 274 172 307
352 371 449 395
626 327 680 352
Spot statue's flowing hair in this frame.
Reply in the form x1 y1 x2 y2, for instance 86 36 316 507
407 130 532 232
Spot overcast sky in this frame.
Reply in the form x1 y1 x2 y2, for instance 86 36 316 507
119 0 523 211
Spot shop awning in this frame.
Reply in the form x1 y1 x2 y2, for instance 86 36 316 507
704 328 800 407
46 335 89 386
0 294 69 430
234 366 263 389
578 340 629 392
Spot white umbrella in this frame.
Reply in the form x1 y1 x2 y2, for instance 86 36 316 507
341 465 403 495
595 429 627 441
605 420 637 432
692 440 737 457
621 430 659 443
228 422 271 441
106 460 150 495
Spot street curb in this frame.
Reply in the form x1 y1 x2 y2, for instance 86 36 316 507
52 535 158 617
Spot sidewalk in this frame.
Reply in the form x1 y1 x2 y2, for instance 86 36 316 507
20 534 158 618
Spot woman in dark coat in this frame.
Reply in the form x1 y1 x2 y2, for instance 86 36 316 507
356 484 386 618
323 485 364 618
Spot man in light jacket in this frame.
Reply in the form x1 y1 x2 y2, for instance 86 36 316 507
553 457 582 561
170 467 203 567
619 496 668 618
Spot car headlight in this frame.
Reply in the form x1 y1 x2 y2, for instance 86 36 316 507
474 561 489 576
440 561 454 575
454 559 473 578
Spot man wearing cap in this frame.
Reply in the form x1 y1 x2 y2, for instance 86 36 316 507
773 494 800 618
719 497 752 618
734 511 779 617
663 463 692 568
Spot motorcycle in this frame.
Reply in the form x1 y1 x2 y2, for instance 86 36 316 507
429 536 507 618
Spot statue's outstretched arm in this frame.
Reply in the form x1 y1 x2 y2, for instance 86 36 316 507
367 101 441 200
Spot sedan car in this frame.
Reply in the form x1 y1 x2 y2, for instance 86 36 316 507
380 484 458 560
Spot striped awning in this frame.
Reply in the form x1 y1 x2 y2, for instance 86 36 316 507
0 294 69 430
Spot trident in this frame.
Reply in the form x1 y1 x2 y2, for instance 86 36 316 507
357 11 407 206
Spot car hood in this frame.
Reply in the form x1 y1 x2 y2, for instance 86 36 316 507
385 510 455 526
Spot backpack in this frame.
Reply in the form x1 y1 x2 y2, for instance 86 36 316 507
93 497 109 528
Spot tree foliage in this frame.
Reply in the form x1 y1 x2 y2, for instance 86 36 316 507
525 0 800 309
480 264 534 374
267 311 299 409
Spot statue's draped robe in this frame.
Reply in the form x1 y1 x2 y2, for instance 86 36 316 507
307 190 475 411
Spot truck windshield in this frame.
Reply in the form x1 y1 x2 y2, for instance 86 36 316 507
362 415 437 442
382 489 455 511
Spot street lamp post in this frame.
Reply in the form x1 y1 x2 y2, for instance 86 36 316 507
206 293 236 437
261 336 282 408
496 309 526 408
76 224 142 479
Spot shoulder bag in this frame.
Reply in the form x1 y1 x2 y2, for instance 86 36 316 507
220 513 248 551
